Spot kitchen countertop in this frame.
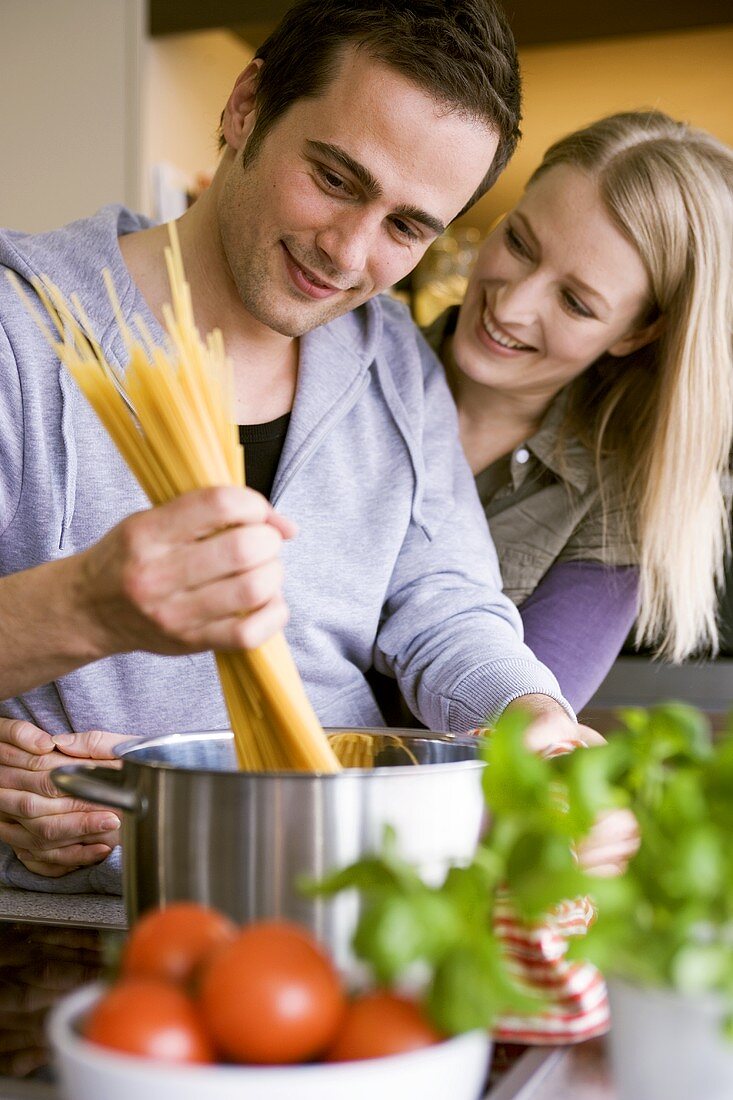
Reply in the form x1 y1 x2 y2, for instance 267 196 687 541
0 884 125 930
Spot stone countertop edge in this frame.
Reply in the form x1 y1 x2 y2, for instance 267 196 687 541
0 885 126 929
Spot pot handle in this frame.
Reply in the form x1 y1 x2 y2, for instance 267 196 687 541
52 764 145 816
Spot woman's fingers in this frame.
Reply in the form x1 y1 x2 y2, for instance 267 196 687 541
49 729 129 760
0 787 106 820
577 808 640 875
572 723 607 748
523 711 607 755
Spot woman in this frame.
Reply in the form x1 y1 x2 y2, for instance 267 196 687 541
427 110 733 710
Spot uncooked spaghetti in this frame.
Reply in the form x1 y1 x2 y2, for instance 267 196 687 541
9 224 341 774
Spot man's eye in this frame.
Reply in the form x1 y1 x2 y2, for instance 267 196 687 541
318 167 349 192
391 218 419 242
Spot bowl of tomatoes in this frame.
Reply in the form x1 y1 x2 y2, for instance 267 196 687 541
48 904 491 1100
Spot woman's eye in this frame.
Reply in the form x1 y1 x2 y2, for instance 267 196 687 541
504 225 530 258
562 291 593 319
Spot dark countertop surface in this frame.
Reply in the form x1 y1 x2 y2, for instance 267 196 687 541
0 885 125 930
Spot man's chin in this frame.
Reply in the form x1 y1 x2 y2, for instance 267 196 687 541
261 296 360 338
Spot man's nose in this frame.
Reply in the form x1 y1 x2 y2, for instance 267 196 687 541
315 211 377 280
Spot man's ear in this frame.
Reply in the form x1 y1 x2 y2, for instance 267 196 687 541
608 314 664 358
221 59 263 152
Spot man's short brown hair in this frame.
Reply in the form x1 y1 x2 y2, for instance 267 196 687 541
220 0 521 215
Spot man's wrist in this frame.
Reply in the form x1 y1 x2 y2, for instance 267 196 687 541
0 552 116 700
61 549 117 663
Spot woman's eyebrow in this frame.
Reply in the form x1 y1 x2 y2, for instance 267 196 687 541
567 274 610 312
305 140 446 237
514 210 540 250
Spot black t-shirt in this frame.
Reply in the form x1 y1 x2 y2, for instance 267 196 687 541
238 413 290 501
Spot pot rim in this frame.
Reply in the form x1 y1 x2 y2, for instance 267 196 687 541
112 728 487 779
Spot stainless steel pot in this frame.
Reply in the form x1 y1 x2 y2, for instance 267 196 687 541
52 729 485 973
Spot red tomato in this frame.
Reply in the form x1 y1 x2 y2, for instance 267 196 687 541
199 920 346 1064
84 978 214 1063
326 991 442 1061
121 902 237 986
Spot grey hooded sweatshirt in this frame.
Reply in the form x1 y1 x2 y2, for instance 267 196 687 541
0 206 570 893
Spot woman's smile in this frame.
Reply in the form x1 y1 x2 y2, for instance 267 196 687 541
479 298 537 355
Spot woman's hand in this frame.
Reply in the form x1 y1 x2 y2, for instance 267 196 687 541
516 703 640 877
576 808 640 877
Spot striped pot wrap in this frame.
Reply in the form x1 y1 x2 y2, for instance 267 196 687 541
489 735 610 1043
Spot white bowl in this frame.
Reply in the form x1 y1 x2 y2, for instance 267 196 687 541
48 983 492 1100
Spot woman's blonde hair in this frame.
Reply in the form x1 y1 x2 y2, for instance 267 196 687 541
530 110 733 661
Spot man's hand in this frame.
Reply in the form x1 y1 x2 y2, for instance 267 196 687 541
0 486 297 702
78 486 297 659
0 718 129 877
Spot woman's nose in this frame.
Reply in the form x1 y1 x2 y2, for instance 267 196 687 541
494 274 541 323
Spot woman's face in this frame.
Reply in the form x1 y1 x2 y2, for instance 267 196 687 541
452 164 654 401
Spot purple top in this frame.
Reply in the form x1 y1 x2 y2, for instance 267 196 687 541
519 560 639 712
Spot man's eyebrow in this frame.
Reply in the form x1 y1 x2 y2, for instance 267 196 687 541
306 140 446 238
515 210 610 312
393 203 446 238
306 141 381 198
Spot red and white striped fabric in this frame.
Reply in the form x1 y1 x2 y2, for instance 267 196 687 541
489 734 610 1043
493 894 609 1043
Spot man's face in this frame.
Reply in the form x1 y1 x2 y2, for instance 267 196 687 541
217 48 499 337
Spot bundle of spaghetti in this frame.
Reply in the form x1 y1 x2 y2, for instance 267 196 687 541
8 225 340 774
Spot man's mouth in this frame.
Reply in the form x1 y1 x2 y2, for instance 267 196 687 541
481 303 536 352
281 244 345 300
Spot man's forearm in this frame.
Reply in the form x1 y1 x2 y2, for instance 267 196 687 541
0 553 108 700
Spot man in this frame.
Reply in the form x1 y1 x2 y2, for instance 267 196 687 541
0 0 625 891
